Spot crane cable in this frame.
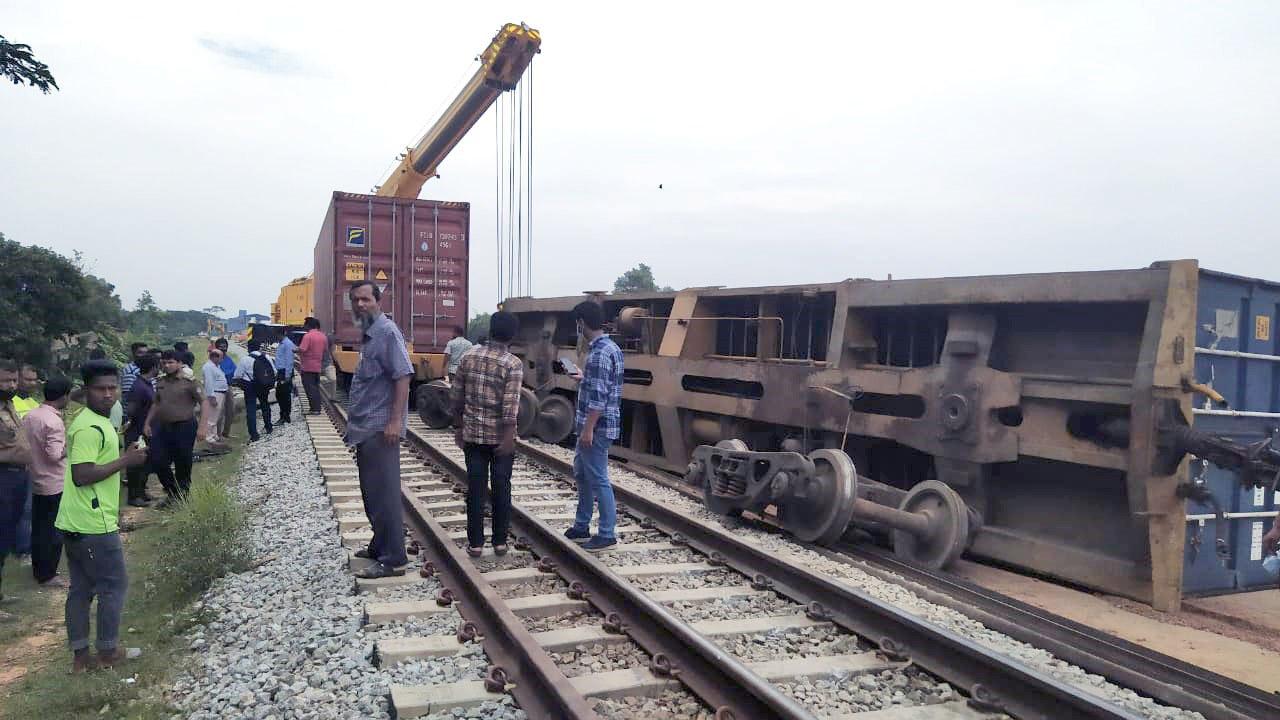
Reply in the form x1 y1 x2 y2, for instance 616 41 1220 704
494 57 535 305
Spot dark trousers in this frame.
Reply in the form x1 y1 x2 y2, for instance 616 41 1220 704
0 466 29 597
275 379 293 422
355 439 407 567
64 531 127 652
244 385 273 440
0 466 28 555
16 480 32 555
302 372 322 413
151 420 196 498
31 492 63 583
464 443 514 549
125 462 151 501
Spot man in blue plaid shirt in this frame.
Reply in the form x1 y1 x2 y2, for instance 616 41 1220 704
563 301 625 551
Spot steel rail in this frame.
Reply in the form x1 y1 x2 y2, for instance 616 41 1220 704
408 428 818 720
320 396 599 720
616 455 1278 720
835 545 1279 720
512 440 1142 720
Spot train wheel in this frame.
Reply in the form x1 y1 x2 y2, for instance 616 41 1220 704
517 388 539 437
781 449 858 546
416 380 453 429
892 480 970 569
534 395 575 444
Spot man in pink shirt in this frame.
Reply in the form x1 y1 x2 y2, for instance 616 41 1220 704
298 317 328 415
21 375 71 586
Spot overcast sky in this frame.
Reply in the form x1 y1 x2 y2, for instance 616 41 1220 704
2 2 1278 317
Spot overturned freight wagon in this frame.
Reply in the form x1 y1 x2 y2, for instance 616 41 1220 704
501 260 1280 611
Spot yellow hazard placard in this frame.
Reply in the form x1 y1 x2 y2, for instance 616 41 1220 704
345 262 366 281
375 269 388 280
1256 315 1271 342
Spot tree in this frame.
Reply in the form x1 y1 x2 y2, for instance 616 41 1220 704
129 290 163 337
0 232 118 366
1 34 58 93
467 312 491 342
613 263 674 294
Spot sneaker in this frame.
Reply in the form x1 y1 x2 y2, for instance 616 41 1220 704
582 536 617 552
563 526 591 543
354 562 405 579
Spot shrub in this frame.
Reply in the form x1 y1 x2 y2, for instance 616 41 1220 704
151 479 252 601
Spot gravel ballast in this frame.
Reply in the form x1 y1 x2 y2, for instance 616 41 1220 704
168 419 392 720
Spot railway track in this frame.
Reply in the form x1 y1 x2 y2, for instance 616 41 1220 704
576 445 1280 720
312 387 1172 720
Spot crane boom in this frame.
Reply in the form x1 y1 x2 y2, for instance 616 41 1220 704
376 22 541 199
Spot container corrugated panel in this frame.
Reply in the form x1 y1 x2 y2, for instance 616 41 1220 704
1182 269 1280 594
313 191 470 353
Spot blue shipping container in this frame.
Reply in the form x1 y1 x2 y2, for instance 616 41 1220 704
1182 269 1280 595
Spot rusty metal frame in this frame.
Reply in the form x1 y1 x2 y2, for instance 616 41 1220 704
502 262 1203 609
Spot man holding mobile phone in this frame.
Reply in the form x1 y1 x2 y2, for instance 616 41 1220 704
563 301 625 551
56 360 147 671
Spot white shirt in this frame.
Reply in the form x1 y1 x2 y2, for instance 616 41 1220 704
445 336 474 373
202 360 228 396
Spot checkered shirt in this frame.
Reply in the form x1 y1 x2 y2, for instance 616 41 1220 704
451 342 523 445
574 334 624 440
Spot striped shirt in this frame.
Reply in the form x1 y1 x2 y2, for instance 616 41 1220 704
450 342 523 445
120 362 140 402
575 334 624 440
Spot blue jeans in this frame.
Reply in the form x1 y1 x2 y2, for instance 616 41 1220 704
571 432 615 540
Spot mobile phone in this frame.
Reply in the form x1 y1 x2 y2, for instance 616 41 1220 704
555 357 581 376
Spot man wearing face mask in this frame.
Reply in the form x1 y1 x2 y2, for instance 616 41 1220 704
344 281 413 579
0 359 33 619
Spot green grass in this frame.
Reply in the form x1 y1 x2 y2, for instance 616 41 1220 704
0 437 250 720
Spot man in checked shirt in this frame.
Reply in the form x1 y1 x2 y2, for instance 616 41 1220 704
563 301 625 552
451 311 523 557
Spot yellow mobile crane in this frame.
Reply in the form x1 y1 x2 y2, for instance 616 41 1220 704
376 23 541 199
299 22 539 384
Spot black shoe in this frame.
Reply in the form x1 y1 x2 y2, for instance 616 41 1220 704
564 526 591 543
583 536 617 552
353 548 373 559
354 562 405 579
127 498 149 508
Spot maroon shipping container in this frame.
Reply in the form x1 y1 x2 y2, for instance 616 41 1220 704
314 191 470 356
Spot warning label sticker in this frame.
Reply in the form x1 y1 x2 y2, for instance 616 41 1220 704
1251 521 1264 561
344 262 365 281
375 270 388 280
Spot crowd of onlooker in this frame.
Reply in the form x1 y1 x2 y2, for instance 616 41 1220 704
0 316 329 672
